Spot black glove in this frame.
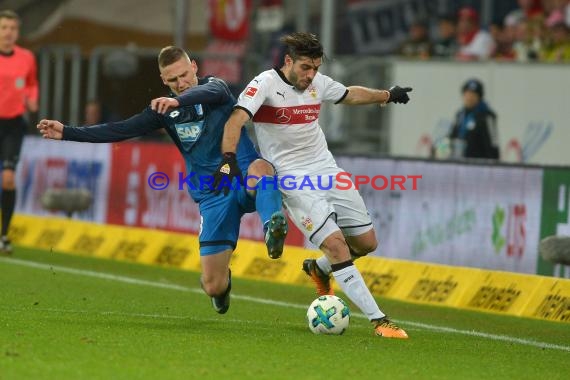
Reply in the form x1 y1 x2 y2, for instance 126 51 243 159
212 152 243 196
387 86 413 104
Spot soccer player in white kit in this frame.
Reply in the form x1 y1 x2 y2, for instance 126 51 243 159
214 32 412 338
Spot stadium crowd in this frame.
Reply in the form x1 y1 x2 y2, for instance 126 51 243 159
398 0 570 62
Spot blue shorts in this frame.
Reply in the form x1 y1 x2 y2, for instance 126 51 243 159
198 187 256 256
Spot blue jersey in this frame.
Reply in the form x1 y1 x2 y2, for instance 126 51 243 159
63 77 259 202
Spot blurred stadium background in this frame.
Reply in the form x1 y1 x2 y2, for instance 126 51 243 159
11 0 569 157
7 0 570 273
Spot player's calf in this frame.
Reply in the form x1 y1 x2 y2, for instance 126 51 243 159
201 270 232 314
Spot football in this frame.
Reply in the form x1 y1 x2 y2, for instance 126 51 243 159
306 295 350 335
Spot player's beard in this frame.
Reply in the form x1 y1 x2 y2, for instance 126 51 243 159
289 70 311 91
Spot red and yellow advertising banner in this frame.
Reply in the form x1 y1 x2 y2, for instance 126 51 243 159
10 214 570 323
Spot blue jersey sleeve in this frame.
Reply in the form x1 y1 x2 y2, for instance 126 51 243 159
175 77 233 107
62 107 164 142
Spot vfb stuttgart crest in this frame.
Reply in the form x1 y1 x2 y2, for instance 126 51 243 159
308 85 317 99
301 216 313 231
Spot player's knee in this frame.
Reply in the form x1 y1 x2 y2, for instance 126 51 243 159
321 234 350 263
247 159 275 178
348 229 378 256
351 240 377 256
367 240 378 252
201 274 228 297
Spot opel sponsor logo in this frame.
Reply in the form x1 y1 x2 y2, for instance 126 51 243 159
275 108 291 124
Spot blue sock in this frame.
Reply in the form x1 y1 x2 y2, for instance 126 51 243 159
256 176 282 232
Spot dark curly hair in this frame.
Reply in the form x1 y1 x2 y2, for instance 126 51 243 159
279 32 323 61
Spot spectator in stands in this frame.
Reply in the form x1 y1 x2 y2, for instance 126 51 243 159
502 0 544 62
398 19 432 59
456 7 495 60
512 18 542 61
84 99 122 125
432 14 458 58
448 79 499 160
504 7 525 30
542 0 568 20
541 9 570 62
504 0 543 24
490 20 517 60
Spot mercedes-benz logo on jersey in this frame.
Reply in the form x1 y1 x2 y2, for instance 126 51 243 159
275 108 291 124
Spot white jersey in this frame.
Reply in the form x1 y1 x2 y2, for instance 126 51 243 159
235 69 348 176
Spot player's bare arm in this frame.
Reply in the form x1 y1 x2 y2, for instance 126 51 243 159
342 85 413 106
221 108 251 154
37 119 64 140
341 86 391 106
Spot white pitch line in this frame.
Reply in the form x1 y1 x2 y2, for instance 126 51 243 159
1 306 324 329
2 256 570 352
401 320 570 352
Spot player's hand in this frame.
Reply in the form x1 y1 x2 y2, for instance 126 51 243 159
37 119 64 140
150 97 179 114
387 86 413 104
212 152 243 196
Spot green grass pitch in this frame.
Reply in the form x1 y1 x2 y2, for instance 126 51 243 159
1 247 569 380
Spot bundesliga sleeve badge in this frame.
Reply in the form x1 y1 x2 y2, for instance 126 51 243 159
245 87 258 98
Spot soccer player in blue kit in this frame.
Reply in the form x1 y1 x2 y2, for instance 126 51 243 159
37 46 288 314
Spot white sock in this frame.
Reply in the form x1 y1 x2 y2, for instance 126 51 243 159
316 255 332 275
332 263 385 321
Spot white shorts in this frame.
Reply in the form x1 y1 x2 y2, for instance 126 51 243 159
281 170 373 247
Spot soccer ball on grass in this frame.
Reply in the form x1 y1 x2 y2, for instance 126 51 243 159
306 295 350 335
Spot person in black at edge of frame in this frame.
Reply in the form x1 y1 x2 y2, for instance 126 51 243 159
448 78 500 160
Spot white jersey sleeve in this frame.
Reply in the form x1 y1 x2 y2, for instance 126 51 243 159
320 74 349 104
235 74 270 117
